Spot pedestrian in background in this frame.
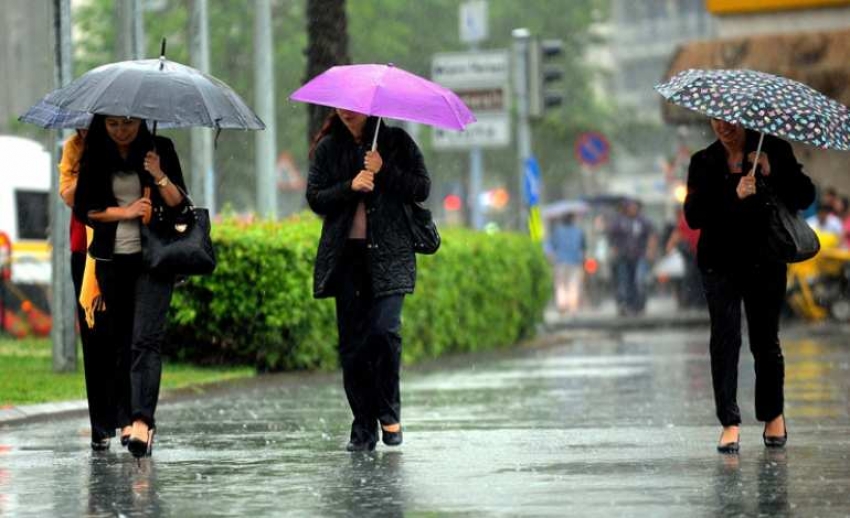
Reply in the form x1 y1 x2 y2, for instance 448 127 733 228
59 129 116 451
665 207 703 308
607 199 656 315
306 109 430 452
806 203 844 237
74 114 187 458
548 213 586 314
684 118 814 454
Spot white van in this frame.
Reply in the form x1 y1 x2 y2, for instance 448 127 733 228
0 135 52 285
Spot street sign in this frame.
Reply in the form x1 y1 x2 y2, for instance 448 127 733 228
574 131 610 167
432 50 509 86
432 50 510 150
432 113 510 149
459 0 488 44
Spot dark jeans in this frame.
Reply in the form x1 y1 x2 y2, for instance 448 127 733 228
334 240 404 445
700 262 787 427
614 257 646 314
71 252 115 441
96 253 174 429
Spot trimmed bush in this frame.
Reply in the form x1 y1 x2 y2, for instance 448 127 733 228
166 213 551 371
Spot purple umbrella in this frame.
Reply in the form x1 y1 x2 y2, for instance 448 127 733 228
289 63 476 149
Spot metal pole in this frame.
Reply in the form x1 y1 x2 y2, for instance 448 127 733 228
512 28 532 232
468 38 484 230
254 0 277 218
51 0 76 372
469 148 483 229
190 0 214 211
132 0 145 59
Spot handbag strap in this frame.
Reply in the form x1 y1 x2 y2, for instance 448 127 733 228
168 181 197 210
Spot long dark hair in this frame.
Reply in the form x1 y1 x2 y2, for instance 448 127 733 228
308 111 380 159
79 114 153 178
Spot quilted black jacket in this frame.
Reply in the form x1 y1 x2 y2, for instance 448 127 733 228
684 131 815 271
306 124 431 298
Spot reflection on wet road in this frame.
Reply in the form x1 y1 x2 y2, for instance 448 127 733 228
1 326 848 516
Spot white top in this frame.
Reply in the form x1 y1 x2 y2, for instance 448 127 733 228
112 171 142 254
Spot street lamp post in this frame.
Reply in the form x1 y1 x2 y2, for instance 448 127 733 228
512 28 532 232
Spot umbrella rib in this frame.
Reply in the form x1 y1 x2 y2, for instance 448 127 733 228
418 77 468 129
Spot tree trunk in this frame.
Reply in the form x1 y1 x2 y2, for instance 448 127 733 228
305 0 350 144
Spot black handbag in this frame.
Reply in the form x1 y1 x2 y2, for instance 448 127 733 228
403 202 440 255
142 195 217 276
761 181 820 263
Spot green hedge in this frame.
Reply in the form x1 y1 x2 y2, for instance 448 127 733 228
166 213 551 371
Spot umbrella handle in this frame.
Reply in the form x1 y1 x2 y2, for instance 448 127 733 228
150 121 158 152
371 117 381 152
748 132 765 177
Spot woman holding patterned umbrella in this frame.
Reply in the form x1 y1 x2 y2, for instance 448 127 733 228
685 120 814 453
656 68 850 453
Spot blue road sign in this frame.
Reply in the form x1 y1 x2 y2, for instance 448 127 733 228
574 132 610 167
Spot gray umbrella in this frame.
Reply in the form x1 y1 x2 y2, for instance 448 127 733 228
36 56 264 130
19 98 179 130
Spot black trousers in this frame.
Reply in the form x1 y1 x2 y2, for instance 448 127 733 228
71 252 116 441
96 253 174 429
700 262 787 427
334 240 404 445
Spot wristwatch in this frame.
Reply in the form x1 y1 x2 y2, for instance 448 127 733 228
155 175 170 188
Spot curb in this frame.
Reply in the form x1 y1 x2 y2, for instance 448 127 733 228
543 312 710 332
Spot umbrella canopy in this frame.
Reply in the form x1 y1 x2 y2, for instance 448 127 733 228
35 57 264 130
19 98 179 130
655 68 850 151
289 63 476 131
542 199 589 220
18 100 93 130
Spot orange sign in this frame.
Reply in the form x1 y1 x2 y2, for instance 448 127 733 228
707 0 850 14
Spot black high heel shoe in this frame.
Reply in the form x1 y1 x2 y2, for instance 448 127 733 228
345 440 377 452
381 425 403 446
763 419 787 448
128 428 155 459
90 438 111 451
717 431 740 454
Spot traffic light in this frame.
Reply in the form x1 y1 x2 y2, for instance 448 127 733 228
528 38 564 118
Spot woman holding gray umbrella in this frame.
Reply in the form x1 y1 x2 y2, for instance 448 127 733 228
306 109 431 452
74 114 187 459
684 118 814 453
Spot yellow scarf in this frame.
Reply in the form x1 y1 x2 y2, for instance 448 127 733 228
79 227 104 328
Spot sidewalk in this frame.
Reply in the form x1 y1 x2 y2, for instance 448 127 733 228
543 294 709 331
1 296 706 429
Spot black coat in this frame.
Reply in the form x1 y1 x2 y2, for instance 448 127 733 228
684 131 815 271
306 125 430 299
74 136 187 261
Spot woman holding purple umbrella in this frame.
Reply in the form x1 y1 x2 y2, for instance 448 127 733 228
306 109 430 452
684 118 814 454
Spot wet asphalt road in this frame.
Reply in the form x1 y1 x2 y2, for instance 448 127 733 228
1 325 849 517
